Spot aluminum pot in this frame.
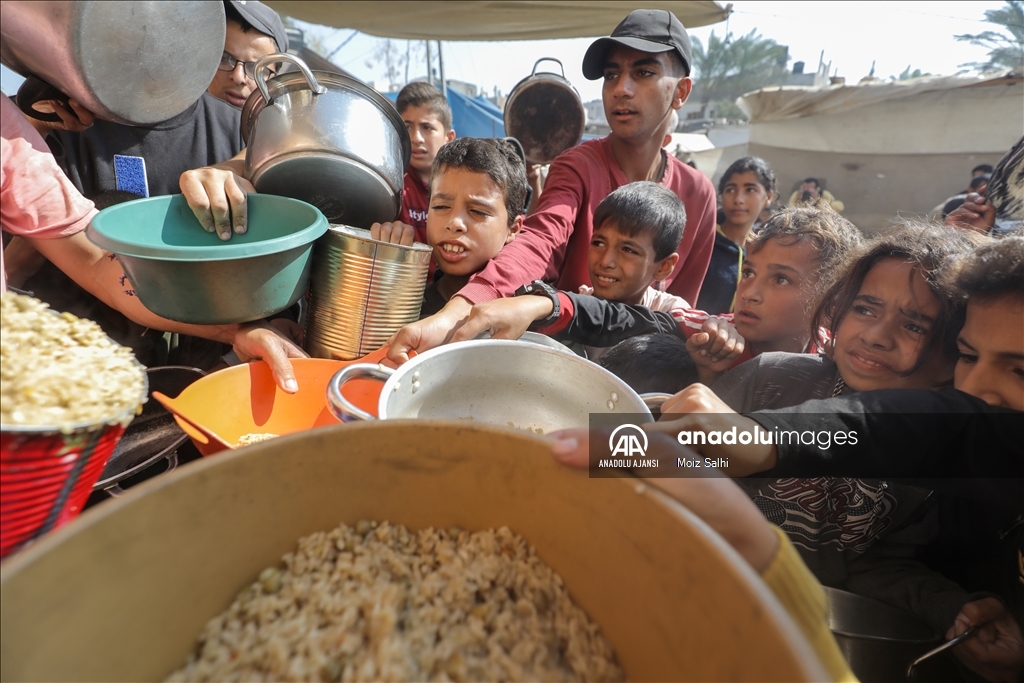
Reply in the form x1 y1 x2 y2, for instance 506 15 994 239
326 339 652 431
504 58 585 165
242 53 411 226
1 1 224 125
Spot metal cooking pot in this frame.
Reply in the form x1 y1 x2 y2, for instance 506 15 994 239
504 58 585 165
1 1 225 125
326 339 652 430
824 587 953 682
242 53 411 226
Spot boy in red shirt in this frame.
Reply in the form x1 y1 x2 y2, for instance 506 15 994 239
389 9 717 363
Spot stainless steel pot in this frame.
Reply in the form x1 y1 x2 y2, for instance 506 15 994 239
503 58 585 165
824 587 949 682
1 1 225 125
242 53 411 226
305 225 431 360
326 339 652 430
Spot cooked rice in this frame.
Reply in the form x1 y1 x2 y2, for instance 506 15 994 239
167 521 623 682
0 292 145 429
236 433 279 447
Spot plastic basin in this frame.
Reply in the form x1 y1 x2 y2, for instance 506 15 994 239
87 194 329 324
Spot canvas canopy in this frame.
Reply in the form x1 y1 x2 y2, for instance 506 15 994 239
263 1 730 40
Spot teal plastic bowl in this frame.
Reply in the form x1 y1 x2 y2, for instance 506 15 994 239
87 194 329 324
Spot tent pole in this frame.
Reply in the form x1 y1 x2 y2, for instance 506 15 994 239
438 40 446 98
425 40 432 85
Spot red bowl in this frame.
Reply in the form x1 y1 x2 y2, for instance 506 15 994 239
1 414 134 558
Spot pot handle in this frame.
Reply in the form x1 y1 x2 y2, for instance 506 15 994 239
15 75 70 123
640 393 674 414
531 57 566 79
254 52 327 104
326 363 393 422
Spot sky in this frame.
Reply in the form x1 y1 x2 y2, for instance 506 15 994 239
287 1 1005 102
0 1 1005 101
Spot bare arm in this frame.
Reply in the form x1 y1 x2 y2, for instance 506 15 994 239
25 231 305 392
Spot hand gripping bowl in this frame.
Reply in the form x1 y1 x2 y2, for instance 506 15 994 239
0 423 827 681
86 194 329 324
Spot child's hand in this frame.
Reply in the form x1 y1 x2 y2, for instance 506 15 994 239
648 384 778 476
686 316 745 383
450 296 554 343
370 221 417 246
946 192 997 234
948 597 1024 683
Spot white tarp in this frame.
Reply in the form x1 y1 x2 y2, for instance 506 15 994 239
737 74 1023 155
263 1 729 40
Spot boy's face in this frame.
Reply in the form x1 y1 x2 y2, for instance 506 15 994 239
402 105 455 179
427 167 520 277
601 45 690 145
588 222 677 305
207 21 278 109
831 258 951 392
734 238 820 353
955 295 1024 411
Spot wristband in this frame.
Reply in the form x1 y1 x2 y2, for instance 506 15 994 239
514 280 561 329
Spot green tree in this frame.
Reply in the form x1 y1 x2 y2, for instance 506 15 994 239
893 65 932 81
955 0 1024 73
690 29 790 119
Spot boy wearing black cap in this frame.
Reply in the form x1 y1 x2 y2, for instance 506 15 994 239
208 0 289 109
387 9 717 362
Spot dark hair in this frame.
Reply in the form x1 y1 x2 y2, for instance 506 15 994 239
810 221 987 372
396 81 452 131
718 156 777 197
431 138 527 224
592 181 686 261
969 174 990 191
747 206 862 278
803 177 820 188
599 334 698 395
945 235 1023 307
972 164 994 175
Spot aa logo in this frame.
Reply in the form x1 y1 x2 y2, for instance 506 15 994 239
608 424 648 458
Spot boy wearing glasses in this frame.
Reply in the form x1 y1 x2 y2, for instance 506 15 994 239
208 0 288 109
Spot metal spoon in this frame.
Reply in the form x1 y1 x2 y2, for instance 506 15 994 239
907 622 984 680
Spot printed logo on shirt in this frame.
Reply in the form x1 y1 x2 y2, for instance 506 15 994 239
113 155 149 198
407 208 427 223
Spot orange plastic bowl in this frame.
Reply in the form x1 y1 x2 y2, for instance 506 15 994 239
168 350 387 456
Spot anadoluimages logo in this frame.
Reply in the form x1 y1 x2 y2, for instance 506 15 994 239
598 424 659 469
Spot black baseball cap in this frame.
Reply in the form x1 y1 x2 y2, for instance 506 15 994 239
582 9 692 80
226 0 289 53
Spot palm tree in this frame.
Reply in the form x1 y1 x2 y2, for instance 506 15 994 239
955 0 1024 73
690 29 789 119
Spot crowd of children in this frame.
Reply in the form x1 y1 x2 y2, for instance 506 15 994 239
362 73 1023 682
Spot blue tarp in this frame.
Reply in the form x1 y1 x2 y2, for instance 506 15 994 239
384 87 505 138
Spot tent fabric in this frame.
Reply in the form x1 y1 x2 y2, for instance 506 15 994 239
264 1 729 41
738 74 995 123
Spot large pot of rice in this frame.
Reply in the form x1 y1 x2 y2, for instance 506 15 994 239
0 422 827 682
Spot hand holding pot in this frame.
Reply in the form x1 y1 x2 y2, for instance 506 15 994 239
948 597 1024 683
370 221 417 246
450 296 555 343
387 297 473 364
179 153 252 241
